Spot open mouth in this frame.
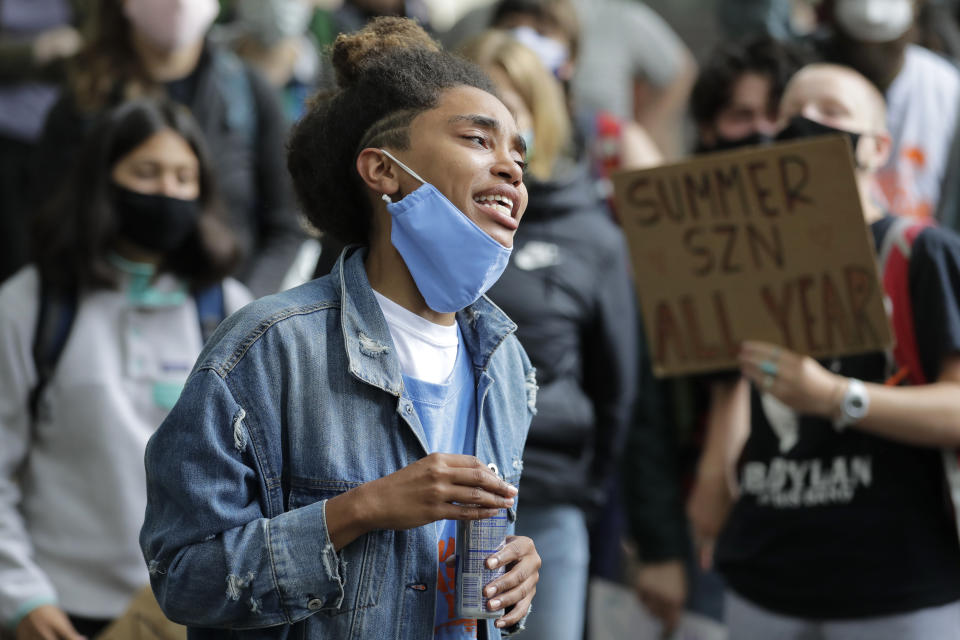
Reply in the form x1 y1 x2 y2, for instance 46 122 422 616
473 194 514 218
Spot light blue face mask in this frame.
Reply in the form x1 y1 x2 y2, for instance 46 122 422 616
379 149 513 313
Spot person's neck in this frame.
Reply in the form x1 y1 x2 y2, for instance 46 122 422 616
859 176 886 224
365 237 456 327
875 51 907 92
235 35 300 87
113 238 164 266
132 31 205 83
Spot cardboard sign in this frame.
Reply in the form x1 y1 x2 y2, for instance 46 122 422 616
613 135 892 377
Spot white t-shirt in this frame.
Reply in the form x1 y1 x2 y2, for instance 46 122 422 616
372 291 459 384
879 44 960 220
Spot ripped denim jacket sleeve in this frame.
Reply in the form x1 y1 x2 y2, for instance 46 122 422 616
139 368 345 629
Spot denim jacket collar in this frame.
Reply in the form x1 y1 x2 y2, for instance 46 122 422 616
334 247 517 395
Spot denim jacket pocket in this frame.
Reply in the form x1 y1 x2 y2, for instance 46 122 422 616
288 481 393 617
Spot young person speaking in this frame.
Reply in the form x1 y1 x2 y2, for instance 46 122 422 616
140 17 540 640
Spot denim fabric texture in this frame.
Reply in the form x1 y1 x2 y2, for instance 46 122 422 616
140 247 536 639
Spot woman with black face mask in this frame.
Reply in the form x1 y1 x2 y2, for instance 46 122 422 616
0 98 252 640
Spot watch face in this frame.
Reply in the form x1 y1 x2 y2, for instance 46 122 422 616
844 380 869 419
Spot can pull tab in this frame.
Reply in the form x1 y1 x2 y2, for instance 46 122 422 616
487 462 517 522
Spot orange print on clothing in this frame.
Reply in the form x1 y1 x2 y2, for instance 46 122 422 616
902 146 926 168
876 165 934 220
435 535 478 638
438 536 457 618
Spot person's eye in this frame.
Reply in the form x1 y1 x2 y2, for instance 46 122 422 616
133 163 160 178
178 169 198 184
464 134 489 148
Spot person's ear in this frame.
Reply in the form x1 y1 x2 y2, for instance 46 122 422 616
356 148 400 200
871 131 892 169
857 132 892 171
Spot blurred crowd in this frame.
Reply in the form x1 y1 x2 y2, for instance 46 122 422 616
3 0 960 639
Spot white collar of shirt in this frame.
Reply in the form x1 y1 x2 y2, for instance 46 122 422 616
373 290 460 384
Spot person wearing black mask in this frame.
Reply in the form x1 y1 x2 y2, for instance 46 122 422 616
0 99 252 640
695 63 960 639
691 37 806 153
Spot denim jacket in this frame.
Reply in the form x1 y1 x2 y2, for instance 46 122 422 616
140 248 536 639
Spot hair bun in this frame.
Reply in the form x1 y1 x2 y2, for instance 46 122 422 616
331 17 440 88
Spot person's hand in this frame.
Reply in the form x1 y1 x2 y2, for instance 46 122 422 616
327 454 518 548
635 560 687 634
481 535 540 629
686 468 733 571
738 341 843 417
32 27 82 65
16 605 86 640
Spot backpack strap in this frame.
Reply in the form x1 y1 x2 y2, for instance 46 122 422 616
194 283 226 345
29 281 78 424
877 216 932 386
211 49 256 147
28 280 225 428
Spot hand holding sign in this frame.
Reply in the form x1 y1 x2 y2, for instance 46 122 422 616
738 341 844 418
613 136 891 377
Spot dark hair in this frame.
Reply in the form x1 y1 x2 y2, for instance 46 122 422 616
33 98 240 291
69 1 154 112
286 17 496 245
690 37 808 128
491 0 580 62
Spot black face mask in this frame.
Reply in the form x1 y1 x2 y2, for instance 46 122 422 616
112 184 200 253
698 130 773 153
776 115 863 153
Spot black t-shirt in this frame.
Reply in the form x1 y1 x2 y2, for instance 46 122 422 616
716 216 960 619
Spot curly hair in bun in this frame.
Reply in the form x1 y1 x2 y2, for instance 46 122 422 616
287 17 497 245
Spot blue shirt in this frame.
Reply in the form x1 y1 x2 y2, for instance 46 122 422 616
402 330 479 639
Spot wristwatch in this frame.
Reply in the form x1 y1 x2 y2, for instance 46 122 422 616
834 378 869 430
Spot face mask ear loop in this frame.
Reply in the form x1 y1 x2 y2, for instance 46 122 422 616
379 148 428 185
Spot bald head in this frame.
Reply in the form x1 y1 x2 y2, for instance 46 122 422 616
778 63 887 134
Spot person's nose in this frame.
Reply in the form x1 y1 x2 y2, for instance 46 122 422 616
159 170 181 197
800 103 820 123
755 115 778 136
492 147 523 186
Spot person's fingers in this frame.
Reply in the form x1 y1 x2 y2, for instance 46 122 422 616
47 612 85 640
437 482 515 509
699 538 715 571
741 340 779 360
428 457 516 498
482 537 539 615
486 568 537 612
664 602 682 631
494 590 535 628
641 595 670 622
441 504 502 521
484 536 534 572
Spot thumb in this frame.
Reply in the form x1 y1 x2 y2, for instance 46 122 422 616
51 616 86 640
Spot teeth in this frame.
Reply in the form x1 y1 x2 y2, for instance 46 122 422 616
473 194 514 214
